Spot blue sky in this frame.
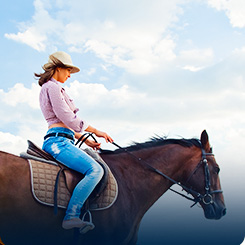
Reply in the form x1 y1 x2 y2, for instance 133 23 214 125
0 0 245 159
1 0 245 171
0 0 245 243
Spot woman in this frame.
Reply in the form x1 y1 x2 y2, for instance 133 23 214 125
35 51 113 232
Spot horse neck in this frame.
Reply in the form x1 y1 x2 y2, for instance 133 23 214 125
102 144 198 212
150 144 201 183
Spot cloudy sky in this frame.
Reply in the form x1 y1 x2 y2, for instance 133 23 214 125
1 0 245 243
1 0 245 161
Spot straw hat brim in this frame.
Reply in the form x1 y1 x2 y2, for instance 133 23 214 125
43 62 80 74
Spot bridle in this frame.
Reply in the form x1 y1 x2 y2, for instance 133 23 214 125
76 134 223 208
173 149 223 207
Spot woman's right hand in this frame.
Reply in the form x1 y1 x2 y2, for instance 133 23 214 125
94 129 114 143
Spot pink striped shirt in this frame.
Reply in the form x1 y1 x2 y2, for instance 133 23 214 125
39 78 88 132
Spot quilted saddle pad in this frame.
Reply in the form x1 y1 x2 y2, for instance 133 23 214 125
28 159 118 211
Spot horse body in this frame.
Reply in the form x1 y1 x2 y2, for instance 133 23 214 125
0 131 226 245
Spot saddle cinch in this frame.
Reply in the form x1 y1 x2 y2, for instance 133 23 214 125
20 140 118 213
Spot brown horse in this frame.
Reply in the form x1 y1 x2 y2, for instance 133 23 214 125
0 130 225 245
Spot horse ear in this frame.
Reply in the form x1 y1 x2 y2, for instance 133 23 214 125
200 130 211 152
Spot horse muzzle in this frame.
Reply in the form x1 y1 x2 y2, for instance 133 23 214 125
203 201 226 220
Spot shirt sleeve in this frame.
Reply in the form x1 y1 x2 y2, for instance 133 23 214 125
47 82 88 132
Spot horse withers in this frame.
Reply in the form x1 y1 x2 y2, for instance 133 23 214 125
0 130 225 245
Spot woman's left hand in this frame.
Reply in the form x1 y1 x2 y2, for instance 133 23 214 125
85 139 101 150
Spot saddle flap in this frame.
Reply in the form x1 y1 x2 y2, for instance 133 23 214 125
28 159 118 211
63 169 82 193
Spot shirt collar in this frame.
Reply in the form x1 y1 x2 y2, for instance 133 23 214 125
50 77 59 84
50 77 64 90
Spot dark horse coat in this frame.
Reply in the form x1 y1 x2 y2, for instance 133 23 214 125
0 130 225 245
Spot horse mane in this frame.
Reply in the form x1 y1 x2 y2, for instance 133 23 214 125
101 136 201 155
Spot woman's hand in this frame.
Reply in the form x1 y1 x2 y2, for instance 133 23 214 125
85 139 101 150
84 126 114 145
75 132 102 150
94 129 114 143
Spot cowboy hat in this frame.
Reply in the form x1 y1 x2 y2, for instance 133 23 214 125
44 51 80 73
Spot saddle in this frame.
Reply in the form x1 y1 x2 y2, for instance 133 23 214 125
21 140 118 212
27 140 108 198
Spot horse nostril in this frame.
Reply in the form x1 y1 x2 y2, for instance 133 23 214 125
222 208 227 216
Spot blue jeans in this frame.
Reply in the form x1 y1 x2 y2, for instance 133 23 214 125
42 127 104 220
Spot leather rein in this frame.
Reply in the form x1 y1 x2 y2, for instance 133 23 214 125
76 134 223 208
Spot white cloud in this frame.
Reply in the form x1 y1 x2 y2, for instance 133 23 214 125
65 80 146 110
87 68 96 76
4 0 245 78
182 66 204 72
0 132 27 156
5 28 46 52
5 0 63 51
4 0 186 74
0 82 45 155
1 83 40 109
64 77 245 131
208 0 245 28
178 48 214 70
0 74 244 162
153 37 177 61
8 0 235 74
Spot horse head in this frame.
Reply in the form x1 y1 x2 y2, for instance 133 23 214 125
183 130 226 220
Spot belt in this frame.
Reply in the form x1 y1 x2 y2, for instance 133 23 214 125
44 132 74 141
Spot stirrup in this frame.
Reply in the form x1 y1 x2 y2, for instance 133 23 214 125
79 210 95 234
81 210 93 223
